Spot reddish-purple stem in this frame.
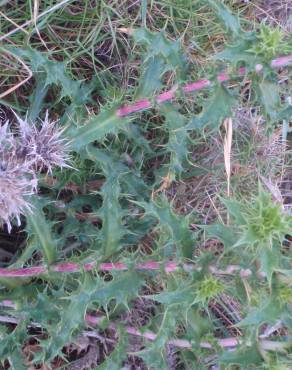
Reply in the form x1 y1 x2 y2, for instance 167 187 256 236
0 261 179 277
0 266 47 277
0 312 284 351
84 314 240 349
116 55 292 117
182 78 211 93
0 260 258 278
0 311 239 349
86 314 287 350
156 88 177 103
271 55 292 68
116 98 151 116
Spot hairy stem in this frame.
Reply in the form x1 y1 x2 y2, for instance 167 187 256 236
0 312 285 351
116 55 292 117
0 260 260 278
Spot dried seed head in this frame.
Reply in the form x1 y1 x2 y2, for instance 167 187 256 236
16 111 71 173
0 152 37 232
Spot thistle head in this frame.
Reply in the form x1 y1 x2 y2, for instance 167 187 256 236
0 152 37 232
16 111 71 174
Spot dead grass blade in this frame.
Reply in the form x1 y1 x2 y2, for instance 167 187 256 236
223 117 233 198
0 49 32 99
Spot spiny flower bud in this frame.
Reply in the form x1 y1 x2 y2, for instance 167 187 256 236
15 111 71 174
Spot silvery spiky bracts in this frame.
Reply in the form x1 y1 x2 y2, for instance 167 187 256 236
0 121 14 150
16 111 71 174
0 112 70 232
0 153 37 233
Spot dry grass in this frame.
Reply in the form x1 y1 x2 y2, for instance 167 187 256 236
252 0 292 32
166 105 287 226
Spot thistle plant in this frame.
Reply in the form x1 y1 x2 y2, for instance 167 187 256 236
0 0 291 368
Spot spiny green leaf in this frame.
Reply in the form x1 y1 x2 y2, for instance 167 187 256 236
188 85 237 130
98 169 126 257
90 271 143 305
22 291 63 325
148 284 196 307
121 123 153 154
83 145 149 199
219 343 263 368
137 308 180 369
5 47 91 104
133 28 186 98
203 223 238 249
136 57 165 97
28 77 49 121
214 19 287 67
185 309 213 343
97 330 128 369
137 345 168 370
68 108 128 152
0 276 30 289
160 103 190 177
258 80 280 120
214 36 257 66
26 197 56 264
238 300 283 327
222 198 247 225
206 0 241 36
149 274 223 308
259 246 279 287
238 186 292 251
45 272 143 360
44 291 90 360
0 323 27 361
138 196 194 258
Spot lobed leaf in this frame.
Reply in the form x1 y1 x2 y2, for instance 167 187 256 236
25 197 57 264
206 0 241 37
69 108 128 152
138 196 194 258
160 103 190 178
187 85 237 130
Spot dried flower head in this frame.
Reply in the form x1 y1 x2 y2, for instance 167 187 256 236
0 111 71 231
15 111 71 173
0 150 37 232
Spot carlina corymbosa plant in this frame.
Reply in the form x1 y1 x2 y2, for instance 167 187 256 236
0 0 291 368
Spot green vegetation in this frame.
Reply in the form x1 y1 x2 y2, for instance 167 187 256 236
0 0 291 368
